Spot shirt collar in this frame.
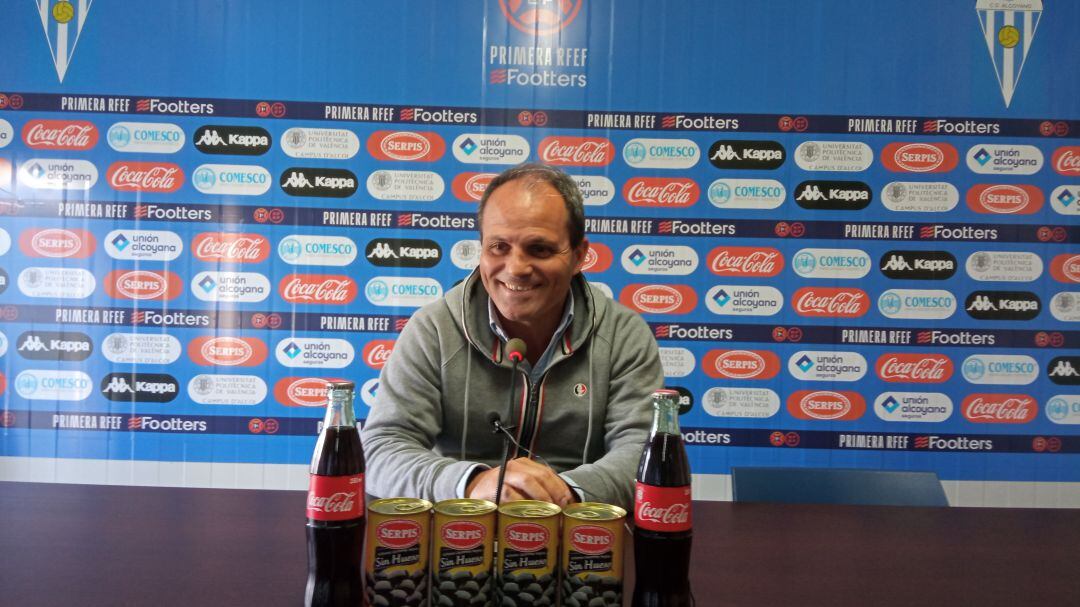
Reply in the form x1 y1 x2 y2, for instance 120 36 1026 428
487 288 575 346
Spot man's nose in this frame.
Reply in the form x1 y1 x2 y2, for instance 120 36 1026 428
505 247 533 276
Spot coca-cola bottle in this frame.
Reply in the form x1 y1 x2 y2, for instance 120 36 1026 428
305 381 365 607
632 389 692 607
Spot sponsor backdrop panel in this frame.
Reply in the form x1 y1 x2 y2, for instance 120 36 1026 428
0 1 1078 506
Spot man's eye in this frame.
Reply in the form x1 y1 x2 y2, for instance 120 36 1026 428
529 245 555 258
487 242 510 254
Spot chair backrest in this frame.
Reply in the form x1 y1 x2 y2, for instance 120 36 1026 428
731 467 949 507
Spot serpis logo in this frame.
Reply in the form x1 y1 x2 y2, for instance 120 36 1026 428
966 184 1043 214
367 131 446 162
787 390 865 421
702 349 780 380
104 270 182 301
880 142 959 173
619 284 697 315
19 228 95 259
188 336 268 367
1049 254 1080 284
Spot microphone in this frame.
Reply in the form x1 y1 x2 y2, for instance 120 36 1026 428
492 339 527 506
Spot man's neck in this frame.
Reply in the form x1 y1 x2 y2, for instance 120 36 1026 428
497 313 560 366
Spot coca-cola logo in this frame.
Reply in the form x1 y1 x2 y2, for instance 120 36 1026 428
274 377 342 407
307 491 358 514
1052 146 1080 176
376 520 423 549
441 521 486 550
306 473 363 521
965 184 1042 215
192 232 270 263
367 130 445 162
623 178 700 208
19 228 95 259
619 284 697 315
107 162 184 193
1050 254 1080 284
104 270 182 301
702 349 780 380
581 243 613 273
22 120 99 150
793 287 869 318
188 336 267 367
875 353 953 383
634 483 692 532
363 340 395 370
707 246 783 277
881 142 958 173
569 525 614 555
279 275 358 305
788 390 866 421
538 136 614 167
504 522 549 552
961 394 1037 424
451 172 496 202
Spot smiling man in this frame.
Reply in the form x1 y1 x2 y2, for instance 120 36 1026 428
361 163 663 510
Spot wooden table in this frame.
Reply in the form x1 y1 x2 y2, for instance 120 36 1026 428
1 481 1077 606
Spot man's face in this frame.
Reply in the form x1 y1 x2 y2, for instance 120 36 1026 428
479 178 587 330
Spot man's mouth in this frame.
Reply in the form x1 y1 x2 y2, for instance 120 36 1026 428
501 281 535 292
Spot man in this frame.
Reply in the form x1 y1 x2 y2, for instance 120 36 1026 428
361 163 663 510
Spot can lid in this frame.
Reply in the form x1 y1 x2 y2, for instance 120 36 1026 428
368 497 433 515
563 502 627 521
434 498 498 516
498 499 562 518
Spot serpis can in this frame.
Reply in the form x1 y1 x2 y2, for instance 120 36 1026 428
365 497 433 607
561 502 626 607
431 498 497 607
496 500 561 607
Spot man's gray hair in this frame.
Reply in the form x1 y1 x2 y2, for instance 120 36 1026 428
477 162 586 248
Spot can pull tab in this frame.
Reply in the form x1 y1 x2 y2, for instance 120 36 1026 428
393 503 430 514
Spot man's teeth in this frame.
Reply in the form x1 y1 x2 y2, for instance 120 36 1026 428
504 283 533 292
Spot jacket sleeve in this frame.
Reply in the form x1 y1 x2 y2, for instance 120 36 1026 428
560 311 663 510
360 307 481 502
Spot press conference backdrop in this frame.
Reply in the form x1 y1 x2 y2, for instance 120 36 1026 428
0 1 1078 507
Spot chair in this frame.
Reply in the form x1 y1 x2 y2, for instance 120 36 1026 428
731 467 949 507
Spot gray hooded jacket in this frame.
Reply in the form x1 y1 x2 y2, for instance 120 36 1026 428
360 270 663 510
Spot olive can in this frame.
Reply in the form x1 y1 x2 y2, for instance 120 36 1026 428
561 502 626 607
365 497 433 607
496 500 561 607
431 498 498 607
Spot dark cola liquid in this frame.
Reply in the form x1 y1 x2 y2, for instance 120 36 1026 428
305 426 365 607
633 432 693 607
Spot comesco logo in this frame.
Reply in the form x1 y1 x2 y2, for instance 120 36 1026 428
367 130 445 162
188 336 268 367
619 284 697 315
192 232 269 263
22 120 98 150
279 275 358 305
707 247 783 277
538 137 613 167
569 525 614 555
104 270 182 301
788 390 866 421
875 353 953 383
363 340 395 370
19 228 95 259
504 522 549 552
376 520 422 549
498 0 582 35
702 350 780 380
623 178 699 208
441 521 486 550
107 162 183 193
966 184 1042 214
793 287 869 318
881 142 958 173
962 394 1037 424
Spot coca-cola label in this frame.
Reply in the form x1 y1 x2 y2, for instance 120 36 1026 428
441 520 486 550
793 287 870 318
107 161 184 192
875 353 954 383
22 119 99 150
538 136 614 167
192 232 270 263
961 394 1037 424
279 274 358 305
1052 146 1080 176
634 483 692 532
504 522 550 552
363 339 395 370
707 246 784 277
623 177 700 208
306 473 364 521
376 519 423 549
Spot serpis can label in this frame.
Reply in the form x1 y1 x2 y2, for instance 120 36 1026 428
562 502 626 607
365 497 432 607
432 498 497 607
497 500 561 607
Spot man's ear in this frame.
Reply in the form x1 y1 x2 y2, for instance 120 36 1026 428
572 237 590 274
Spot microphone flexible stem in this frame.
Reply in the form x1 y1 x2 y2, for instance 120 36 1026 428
493 360 519 506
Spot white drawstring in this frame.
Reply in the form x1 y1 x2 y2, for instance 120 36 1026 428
583 336 594 465
461 346 472 460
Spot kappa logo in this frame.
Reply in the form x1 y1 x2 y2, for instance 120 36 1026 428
965 291 1040 320
794 181 872 210
976 1 1043 107
100 373 179 403
193 126 271 155
879 251 957 280
707 140 785 170
365 238 441 268
280 167 358 198
17 330 92 361
498 0 583 35
1047 357 1080 385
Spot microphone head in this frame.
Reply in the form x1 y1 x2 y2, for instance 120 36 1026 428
486 411 502 426
505 338 527 363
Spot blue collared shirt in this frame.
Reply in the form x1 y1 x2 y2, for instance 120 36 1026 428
487 290 575 386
